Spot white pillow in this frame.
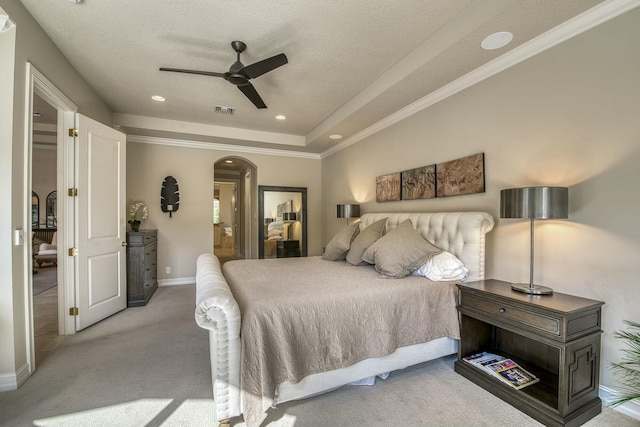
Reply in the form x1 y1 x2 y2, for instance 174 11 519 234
268 221 284 231
411 251 469 281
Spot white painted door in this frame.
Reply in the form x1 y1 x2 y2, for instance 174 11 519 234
75 114 126 330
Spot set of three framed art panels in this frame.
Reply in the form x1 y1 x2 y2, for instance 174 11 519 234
376 153 485 202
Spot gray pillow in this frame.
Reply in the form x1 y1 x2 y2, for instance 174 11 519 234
362 219 443 278
322 223 360 261
345 218 388 265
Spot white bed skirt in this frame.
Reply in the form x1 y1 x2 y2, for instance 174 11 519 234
275 337 458 404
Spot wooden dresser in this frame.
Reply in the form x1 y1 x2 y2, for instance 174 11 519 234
277 239 301 258
126 229 158 306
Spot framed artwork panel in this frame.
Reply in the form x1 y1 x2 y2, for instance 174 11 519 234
376 172 401 202
436 153 485 197
402 165 436 200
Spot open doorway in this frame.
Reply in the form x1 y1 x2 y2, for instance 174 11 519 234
25 64 78 377
31 93 61 366
213 157 257 263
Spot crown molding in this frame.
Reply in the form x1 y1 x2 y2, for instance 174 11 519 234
126 134 321 160
320 0 640 159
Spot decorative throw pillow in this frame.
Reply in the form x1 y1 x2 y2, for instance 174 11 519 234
322 223 360 261
411 251 469 281
362 219 443 278
345 218 388 265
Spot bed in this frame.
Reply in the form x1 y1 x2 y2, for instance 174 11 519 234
195 212 494 426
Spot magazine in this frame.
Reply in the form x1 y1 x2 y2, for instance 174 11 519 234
463 351 507 372
463 352 539 390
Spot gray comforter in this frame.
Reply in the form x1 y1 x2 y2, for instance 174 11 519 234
222 256 460 427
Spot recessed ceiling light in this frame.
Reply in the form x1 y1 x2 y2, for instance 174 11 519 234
275 115 286 120
329 134 342 140
224 160 233 164
33 112 42 117
481 31 513 50
151 95 166 102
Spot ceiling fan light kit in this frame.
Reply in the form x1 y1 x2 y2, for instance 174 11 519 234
160 41 288 109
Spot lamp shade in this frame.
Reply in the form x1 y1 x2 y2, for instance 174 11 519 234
500 187 568 220
336 204 360 219
283 212 297 221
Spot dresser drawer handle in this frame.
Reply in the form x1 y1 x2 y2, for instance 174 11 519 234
499 308 507 314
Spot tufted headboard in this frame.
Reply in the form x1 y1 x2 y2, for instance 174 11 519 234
358 212 494 282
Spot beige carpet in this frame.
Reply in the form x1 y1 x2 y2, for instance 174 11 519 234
0 285 637 427
32 266 57 295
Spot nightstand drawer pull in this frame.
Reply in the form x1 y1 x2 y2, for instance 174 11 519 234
499 308 506 313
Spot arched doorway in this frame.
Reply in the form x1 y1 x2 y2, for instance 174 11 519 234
213 157 257 263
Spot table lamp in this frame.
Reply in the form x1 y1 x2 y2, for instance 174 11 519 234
283 212 297 240
336 204 360 225
500 186 568 295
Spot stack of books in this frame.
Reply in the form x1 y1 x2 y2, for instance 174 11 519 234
463 352 539 390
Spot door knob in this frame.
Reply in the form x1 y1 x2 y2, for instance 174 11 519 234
121 242 127 247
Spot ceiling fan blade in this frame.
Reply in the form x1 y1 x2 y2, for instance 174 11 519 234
241 53 288 79
238 83 267 109
159 67 226 78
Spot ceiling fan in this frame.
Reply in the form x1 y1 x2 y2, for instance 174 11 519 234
159 41 287 109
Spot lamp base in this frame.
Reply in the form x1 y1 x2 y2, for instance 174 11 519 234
511 283 553 295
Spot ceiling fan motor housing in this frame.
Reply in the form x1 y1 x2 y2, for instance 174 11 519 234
227 73 250 86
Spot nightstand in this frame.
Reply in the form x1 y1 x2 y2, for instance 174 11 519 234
277 240 301 258
455 279 604 427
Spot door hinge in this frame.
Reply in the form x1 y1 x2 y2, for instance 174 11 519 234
68 247 78 256
69 307 79 316
68 128 78 137
68 188 78 197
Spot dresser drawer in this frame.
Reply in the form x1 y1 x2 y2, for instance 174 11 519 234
127 229 157 246
461 292 561 337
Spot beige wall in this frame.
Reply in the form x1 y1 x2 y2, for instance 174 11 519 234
322 8 640 390
218 182 235 228
126 142 322 280
0 0 112 389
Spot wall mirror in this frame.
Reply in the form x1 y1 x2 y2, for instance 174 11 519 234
258 186 307 259
46 190 57 228
32 192 39 228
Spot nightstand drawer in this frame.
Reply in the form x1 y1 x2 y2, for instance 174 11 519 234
462 293 561 337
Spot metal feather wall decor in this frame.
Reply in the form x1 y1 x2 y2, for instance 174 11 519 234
161 176 180 218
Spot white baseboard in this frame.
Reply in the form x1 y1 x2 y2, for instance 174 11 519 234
600 385 640 421
158 277 195 287
0 373 17 392
0 362 31 392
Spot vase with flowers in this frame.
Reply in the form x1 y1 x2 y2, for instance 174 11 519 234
128 202 149 232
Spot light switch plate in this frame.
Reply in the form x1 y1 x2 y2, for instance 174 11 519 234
14 229 23 246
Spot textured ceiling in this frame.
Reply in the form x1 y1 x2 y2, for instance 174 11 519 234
21 0 606 154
